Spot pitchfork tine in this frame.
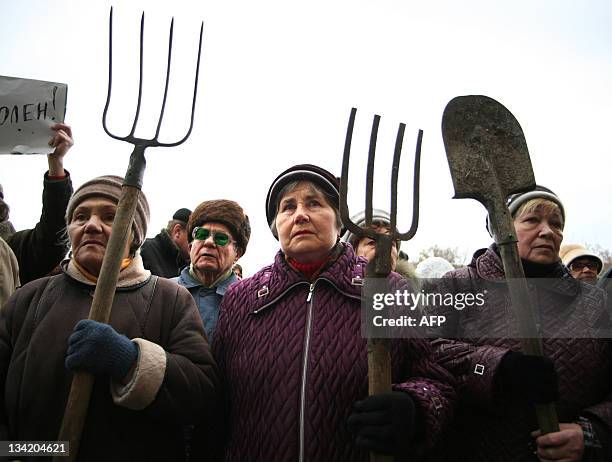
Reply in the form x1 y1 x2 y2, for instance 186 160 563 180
365 115 380 227
128 12 145 137
157 20 204 147
154 18 174 140
341 108 370 238
389 122 405 230
102 7 121 142
395 128 423 240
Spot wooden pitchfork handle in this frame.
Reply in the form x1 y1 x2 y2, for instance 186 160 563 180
54 183 141 462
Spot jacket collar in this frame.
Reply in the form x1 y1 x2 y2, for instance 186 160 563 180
177 265 238 295
62 251 151 289
250 243 367 313
474 245 580 296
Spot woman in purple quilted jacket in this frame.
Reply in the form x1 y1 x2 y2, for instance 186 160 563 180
193 164 456 461
429 187 612 462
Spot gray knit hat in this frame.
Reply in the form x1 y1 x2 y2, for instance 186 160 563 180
486 185 565 236
66 175 150 248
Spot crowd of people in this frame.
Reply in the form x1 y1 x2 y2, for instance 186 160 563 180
0 125 611 462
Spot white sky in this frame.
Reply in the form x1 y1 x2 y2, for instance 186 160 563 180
1 0 610 276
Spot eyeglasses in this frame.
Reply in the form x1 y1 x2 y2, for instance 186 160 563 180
569 261 599 272
192 227 234 247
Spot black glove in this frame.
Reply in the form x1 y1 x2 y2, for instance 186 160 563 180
347 391 416 457
496 351 559 404
65 319 138 381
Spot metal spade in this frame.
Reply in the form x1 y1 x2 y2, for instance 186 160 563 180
442 95 559 434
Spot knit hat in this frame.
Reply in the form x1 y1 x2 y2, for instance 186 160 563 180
172 208 191 224
188 199 251 257
559 244 603 273
341 208 402 252
65 175 150 249
486 185 565 236
266 164 341 226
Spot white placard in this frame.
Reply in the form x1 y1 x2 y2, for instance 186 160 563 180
0 75 68 155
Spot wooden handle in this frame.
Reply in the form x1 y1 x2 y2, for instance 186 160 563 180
54 185 141 462
496 223 560 434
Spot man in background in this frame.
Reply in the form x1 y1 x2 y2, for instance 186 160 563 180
141 208 191 278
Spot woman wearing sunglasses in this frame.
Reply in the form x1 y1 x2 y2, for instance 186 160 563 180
173 199 250 342
191 164 455 462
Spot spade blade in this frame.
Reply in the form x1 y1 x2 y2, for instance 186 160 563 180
442 95 535 207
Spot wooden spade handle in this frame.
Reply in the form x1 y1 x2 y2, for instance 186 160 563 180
497 241 560 434
54 185 141 462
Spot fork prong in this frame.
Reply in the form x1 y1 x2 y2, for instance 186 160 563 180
102 7 123 142
340 107 357 228
395 129 423 240
389 122 406 230
128 12 146 138
365 115 380 227
340 108 372 238
157 20 204 147
153 17 174 141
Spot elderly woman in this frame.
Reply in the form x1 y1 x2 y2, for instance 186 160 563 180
193 164 455 461
429 187 612 462
173 199 250 342
0 175 219 461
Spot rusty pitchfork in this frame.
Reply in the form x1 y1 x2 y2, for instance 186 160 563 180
340 107 422 462
55 8 203 461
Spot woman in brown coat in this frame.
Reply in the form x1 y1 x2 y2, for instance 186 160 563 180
0 175 219 461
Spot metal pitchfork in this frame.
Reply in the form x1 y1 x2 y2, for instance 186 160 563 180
55 8 203 461
340 107 422 462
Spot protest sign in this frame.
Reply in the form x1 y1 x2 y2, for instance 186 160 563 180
0 75 68 155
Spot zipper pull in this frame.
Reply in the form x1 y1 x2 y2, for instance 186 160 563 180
306 283 315 302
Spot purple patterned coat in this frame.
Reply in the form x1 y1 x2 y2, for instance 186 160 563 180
429 247 612 462
208 244 455 462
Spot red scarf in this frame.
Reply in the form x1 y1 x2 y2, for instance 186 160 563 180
287 257 327 281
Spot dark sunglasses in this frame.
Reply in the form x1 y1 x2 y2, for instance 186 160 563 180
569 261 599 272
192 227 234 247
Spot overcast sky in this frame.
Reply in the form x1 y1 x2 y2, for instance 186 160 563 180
1 0 610 275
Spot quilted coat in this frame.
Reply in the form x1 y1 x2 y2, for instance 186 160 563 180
429 246 612 462
202 243 456 462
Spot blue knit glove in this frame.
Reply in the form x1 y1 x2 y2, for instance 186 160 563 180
65 319 138 381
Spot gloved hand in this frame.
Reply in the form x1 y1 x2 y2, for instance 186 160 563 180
496 351 559 404
347 391 416 457
65 319 138 381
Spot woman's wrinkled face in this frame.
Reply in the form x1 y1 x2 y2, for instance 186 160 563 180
275 181 340 264
68 197 131 276
514 205 563 265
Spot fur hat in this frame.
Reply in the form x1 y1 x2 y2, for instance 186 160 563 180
65 175 150 249
188 200 251 257
559 244 603 273
265 164 341 230
486 185 565 236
